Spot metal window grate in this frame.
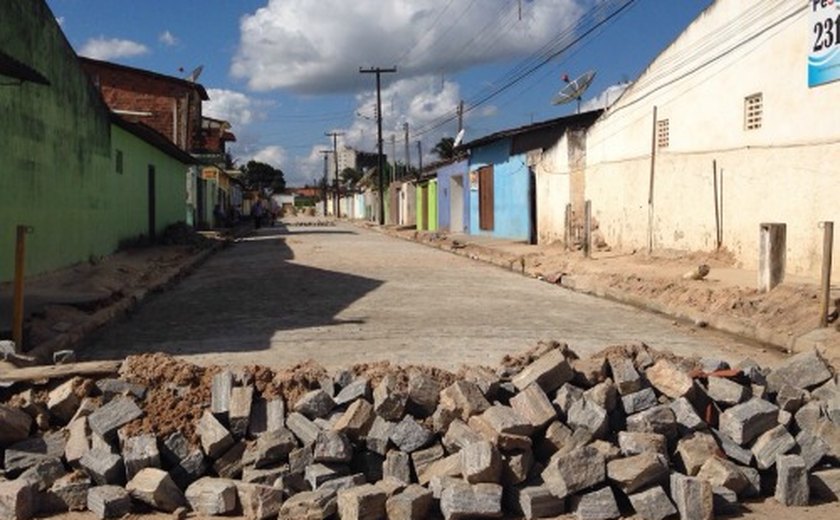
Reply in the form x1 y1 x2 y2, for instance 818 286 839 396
745 93 762 130
657 119 670 148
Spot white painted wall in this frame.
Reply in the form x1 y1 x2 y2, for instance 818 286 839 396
569 0 840 277
535 134 571 245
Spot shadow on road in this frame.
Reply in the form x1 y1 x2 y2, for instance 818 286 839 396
78 224 384 360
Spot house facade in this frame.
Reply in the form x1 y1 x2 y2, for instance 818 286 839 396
434 159 469 234
567 0 840 277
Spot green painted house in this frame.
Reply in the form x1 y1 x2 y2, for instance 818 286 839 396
0 0 193 282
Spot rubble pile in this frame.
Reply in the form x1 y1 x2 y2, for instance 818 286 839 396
1 342 839 520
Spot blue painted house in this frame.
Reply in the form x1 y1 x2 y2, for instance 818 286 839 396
462 111 602 243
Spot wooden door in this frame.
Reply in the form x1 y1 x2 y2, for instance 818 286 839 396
479 166 494 231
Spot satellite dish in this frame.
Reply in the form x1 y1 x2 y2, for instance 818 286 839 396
453 128 465 148
186 65 204 83
552 70 596 113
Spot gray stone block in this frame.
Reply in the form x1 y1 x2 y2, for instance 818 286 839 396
337 484 387 520
510 384 556 429
411 443 445 481
809 468 840 501
439 381 490 421
670 473 713 520
766 349 832 392
386 484 433 520
197 410 234 459
87 397 143 439
366 416 395 456
305 463 350 489
621 388 658 415
122 434 160 481
407 372 440 416
512 349 573 393
676 432 718 476
608 355 642 395
236 482 286 520
294 389 336 420
501 449 533 486
718 397 778 445
573 487 619 520
211 370 233 415
335 378 370 406
254 427 297 468
5 434 66 476
775 455 808 506
18 457 66 491
626 405 677 440
390 416 433 453
229 386 254 439
286 412 322 445
314 430 353 463
795 429 828 470
318 473 367 495
44 472 90 513
86 485 130 519
47 378 82 423
583 379 619 413
712 486 739 515
383 451 412 484
278 489 336 520
184 477 238 515
646 360 693 399
80 448 124 486
443 419 483 453
126 467 186 512
695 456 749 495
213 441 247 479
95 379 146 402
0 405 32 446
710 429 753 466
706 377 748 406
461 441 501 484
554 383 584 417
439 482 503 520
567 398 608 438
628 486 676 520
751 424 795 470
606 452 668 494
542 444 606 499
373 375 408 421
513 486 565 520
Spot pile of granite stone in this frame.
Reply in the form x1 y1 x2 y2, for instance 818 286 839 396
1 343 839 520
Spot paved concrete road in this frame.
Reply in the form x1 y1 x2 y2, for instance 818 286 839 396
80 220 778 369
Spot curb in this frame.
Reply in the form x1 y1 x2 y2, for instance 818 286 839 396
359 222 822 356
27 241 225 363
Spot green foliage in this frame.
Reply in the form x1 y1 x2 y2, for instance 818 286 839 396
340 167 363 187
240 160 286 193
432 137 456 160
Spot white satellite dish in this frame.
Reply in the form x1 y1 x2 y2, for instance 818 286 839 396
453 128 465 148
186 65 204 83
552 70 596 113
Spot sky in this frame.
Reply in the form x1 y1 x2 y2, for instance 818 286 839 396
47 0 713 186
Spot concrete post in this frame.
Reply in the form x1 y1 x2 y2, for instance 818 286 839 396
820 222 834 327
564 203 572 251
758 223 786 292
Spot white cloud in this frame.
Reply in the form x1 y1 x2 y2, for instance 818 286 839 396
251 145 287 168
78 37 149 60
580 82 630 112
159 30 178 46
204 89 259 127
232 0 585 93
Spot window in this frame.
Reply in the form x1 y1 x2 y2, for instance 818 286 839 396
656 119 670 148
115 150 124 174
745 93 763 130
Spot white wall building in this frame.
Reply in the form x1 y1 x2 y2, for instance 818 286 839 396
549 0 840 278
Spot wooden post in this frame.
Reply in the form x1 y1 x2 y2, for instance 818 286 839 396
584 200 592 258
713 160 721 250
12 225 32 353
648 106 658 254
758 223 786 292
820 221 834 327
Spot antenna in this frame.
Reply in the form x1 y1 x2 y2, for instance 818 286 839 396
453 128 465 148
551 70 596 113
186 65 204 83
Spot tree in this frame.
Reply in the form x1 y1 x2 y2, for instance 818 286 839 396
432 137 456 160
340 167 363 188
240 160 286 194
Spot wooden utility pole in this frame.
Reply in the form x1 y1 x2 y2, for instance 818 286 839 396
324 132 344 218
319 150 332 216
360 66 397 225
404 122 411 179
457 100 464 133
820 221 834 327
12 225 32 352
417 141 423 173
390 134 397 183
647 105 658 254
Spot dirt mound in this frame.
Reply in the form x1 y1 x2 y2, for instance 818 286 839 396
500 340 576 371
350 361 459 391
256 359 330 405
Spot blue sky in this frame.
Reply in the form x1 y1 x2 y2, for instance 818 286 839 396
47 0 712 185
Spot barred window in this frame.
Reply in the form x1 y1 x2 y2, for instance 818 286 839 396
745 93 763 130
656 119 670 148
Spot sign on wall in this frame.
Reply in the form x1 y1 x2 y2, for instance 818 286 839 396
809 0 840 87
200 167 217 181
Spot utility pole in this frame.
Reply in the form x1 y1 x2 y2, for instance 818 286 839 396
325 131 344 218
417 140 423 173
319 150 332 217
457 100 464 133
360 66 397 225
390 134 397 184
404 122 411 179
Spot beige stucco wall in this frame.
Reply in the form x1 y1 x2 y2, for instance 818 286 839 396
574 1 840 278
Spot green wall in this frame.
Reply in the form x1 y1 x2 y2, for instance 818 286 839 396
428 180 438 232
0 0 187 282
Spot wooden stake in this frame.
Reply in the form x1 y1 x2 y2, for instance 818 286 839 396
12 225 32 353
820 221 834 327
584 200 592 258
648 106 657 254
